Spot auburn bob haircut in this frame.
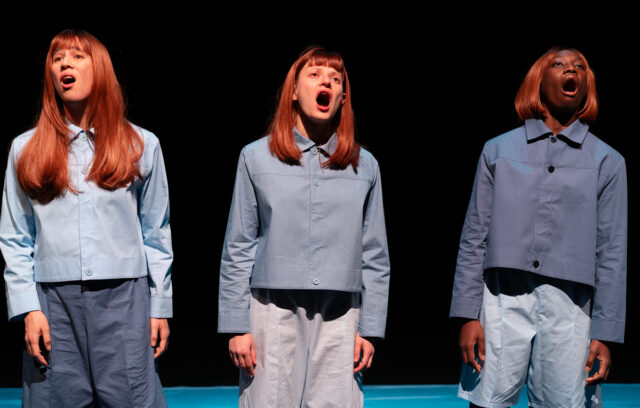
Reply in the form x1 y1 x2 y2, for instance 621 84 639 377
514 47 598 124
16 29 142 204
268 46 359 169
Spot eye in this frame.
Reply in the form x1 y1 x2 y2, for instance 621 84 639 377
53 56 62 62
575 63 585 70
331 77 342 84
74 54 84 59
552 61 563 67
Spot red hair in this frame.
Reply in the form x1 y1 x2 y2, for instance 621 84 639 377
16 29 142 203
268 46 359 169
515 47 598 124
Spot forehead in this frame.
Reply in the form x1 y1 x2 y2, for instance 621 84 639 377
551 50 586 62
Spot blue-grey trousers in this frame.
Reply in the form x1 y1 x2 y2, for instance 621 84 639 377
22 278 167 408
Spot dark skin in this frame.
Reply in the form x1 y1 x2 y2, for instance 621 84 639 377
459 50 612 407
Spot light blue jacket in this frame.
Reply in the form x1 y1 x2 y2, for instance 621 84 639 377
218 129 390 338
450 119 627 342
0 123 173 320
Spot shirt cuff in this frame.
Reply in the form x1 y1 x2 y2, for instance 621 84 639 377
358 313 386 339
449 295 482 319
150 296 173 318
7 289 41 321
590 317 625 343
217 309 250 333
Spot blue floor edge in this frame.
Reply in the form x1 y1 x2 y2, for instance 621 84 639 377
1 384 638 407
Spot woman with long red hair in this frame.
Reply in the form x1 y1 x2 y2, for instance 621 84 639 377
450 47 626 407
0 29 173 407
218 46 390 407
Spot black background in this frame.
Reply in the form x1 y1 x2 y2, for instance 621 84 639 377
1 4 638 387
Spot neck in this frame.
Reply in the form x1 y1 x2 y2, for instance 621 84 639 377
64 102 90 129
542 107 579 135
295 114 333 146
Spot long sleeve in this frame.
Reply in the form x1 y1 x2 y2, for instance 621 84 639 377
450 147 494 319
138 140 173 318
591 158 627 343
0 140 39 320
358 162 390 338
218 149 259 333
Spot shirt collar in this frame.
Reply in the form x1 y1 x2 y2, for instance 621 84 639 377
524 118 589 147
66 119 95 141
293 127 338 156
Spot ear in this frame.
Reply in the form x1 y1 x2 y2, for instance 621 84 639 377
341 92 346 105
293 84 298 101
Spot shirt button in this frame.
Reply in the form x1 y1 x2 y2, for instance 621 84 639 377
312 278 320 285
314 179 320 186
86 269 94 276
550 137 557 143
311 146 318 155
548 165 555 173
533 261 539 268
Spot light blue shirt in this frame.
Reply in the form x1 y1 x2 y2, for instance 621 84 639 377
1 123 173 320
218 129 390 338
450 119 627 343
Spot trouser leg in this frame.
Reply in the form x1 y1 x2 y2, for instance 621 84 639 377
240 289 362 408
22 282 95 408
301 291 362 408
84 277 164 408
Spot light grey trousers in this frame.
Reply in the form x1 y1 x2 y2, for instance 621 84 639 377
239 289 363 408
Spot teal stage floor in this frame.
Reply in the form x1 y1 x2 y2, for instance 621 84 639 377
0 384 638 407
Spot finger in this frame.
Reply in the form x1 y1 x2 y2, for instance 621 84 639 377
155 330 169 358
353 358 366 373
230 351 240 367
585 350 595 372
353 340 362 363
251 344 257 366
477 334 485 362
28 337 47 366
463 344 481 372
586 371 603 385
365 346 375 369
240 351 255 376
150 326 158 348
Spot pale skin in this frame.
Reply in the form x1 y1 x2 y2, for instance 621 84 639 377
229 62 375 376
24 43 170 366
459 51 612 393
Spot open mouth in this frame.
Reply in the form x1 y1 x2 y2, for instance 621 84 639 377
561 77 577 96
316 91 331 108
61 75 76 88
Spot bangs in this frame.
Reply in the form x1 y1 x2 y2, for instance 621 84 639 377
49 30 92 56
307 53 345 73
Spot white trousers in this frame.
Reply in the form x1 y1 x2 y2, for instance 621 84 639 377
239 289 363 408
458 269 600 408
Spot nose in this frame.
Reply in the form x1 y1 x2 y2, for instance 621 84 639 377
564 64 578 73
60 55 72 69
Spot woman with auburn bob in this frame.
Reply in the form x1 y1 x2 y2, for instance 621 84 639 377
0 29 172 407
218 46 390 407
450 47 626 408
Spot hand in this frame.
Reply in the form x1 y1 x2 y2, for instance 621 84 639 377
24 310 51 366
229 333 256 377
459 319 485 373
586 339 611 385
354 333 374 373
150 318 170 358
